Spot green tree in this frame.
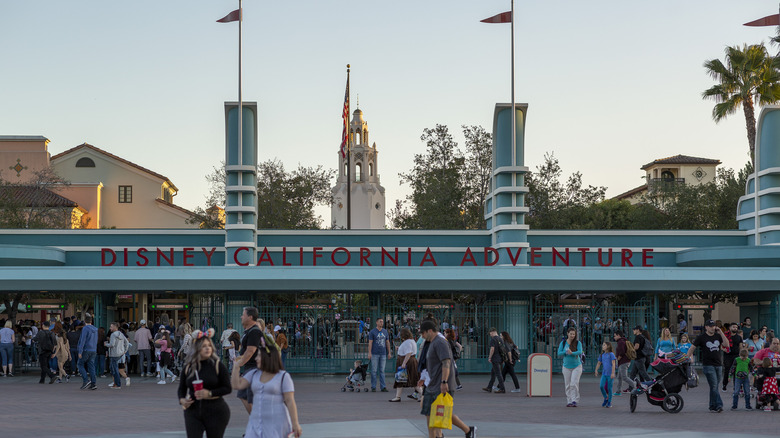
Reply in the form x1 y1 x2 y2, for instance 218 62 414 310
702 44 780 163
525 152 606 229
461 125 493 229
0 167 81 229
190 160 334 230
393 124 467 229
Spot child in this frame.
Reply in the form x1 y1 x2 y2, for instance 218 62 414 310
758 357 779 411
730 348 753 410
347 360 364 388
677 334 692 355
595 341 617 408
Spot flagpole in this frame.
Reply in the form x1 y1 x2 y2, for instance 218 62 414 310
346 66 352 230
510 0 516 225
238 0 243 217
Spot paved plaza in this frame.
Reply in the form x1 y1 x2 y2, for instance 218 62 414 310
1 371 778 438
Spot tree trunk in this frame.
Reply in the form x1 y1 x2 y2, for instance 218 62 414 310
744 97 757 165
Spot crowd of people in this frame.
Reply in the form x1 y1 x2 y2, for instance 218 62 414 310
555 316 780 413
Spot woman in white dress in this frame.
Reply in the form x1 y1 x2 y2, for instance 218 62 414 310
231 332 302 438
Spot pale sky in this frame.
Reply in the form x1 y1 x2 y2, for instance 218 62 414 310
2 1 777 224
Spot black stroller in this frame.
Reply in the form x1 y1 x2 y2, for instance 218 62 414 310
629 358 691 414
340 362 370 393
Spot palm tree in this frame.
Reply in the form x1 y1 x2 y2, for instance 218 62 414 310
702 44 780 164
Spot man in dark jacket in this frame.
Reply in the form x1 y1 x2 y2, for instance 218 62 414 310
483 327 506 393
34 320 57 384
629 326 651 383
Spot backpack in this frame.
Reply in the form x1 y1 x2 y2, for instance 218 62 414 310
449 339 461 361
495 336 510 362
641 336 654 358
38 330 56 353
624 339 637 360
511 344 520 363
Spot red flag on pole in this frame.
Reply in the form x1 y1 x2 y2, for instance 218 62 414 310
744 14 780 27
481 11 512 24
340 70 350 159
217 9 241 23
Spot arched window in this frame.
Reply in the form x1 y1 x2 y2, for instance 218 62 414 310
355 163 362 182
369 162 374 177
355 130 361 145
75 157 95 167
661 170 675 181
363 129 368 145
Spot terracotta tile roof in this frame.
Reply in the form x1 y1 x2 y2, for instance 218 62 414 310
155 198 196 217
0 185 79 208
51 143 175 188
640 155 721 170
613 184 647 201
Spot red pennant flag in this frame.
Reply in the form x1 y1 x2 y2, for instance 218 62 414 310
217 9 241 23
481 11 512 24
744 14 780 27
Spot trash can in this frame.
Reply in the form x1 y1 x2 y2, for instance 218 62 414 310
526 353 552 397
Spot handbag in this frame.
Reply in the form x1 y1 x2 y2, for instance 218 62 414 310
428 392 453 430
395 367 408 383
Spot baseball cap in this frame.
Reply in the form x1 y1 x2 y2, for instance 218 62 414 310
140 319 146 325
705 320 716 327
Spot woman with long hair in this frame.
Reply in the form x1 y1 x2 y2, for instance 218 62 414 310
96 326 107 377
557 327 583 407
178 323 194 364
156 330 176 384
655 327 676 360
500 331 521 392
389 328 419 402
0 320 15 377
53 330 71 383
231 332 302 438
444 328 462 390
178 330 232 438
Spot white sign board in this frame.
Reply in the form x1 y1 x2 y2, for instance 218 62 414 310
526 353 552 397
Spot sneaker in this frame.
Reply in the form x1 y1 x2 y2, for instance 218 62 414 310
89 383 97 390
126 377 130 386
571 402 578 407
157 380 166 385
456 385 463 391
511 388 523 393
481 387 492 393
731 406 738 411
622 388 632 393
492 386 498 391
716 407 723 413
602 399 607 407
108 382 115 387
746 406 753 410
80 382 90 390
55 378 62 384
110 385 121 390
49 376 56 384
65 375 69 383
566 402 573 407
7 373 13 377
407 394 418 400
465 426 477 438
494 389 506 394
721 386 728 393
171 376 176 383
380 387 388 392
613 392 622 396
764 406 772 411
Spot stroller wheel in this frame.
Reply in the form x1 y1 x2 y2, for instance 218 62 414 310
661 393 684 414
629 393 637 413
364 388 369 392
341 387 346 392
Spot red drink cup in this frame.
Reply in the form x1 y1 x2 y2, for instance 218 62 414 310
193 380 203 392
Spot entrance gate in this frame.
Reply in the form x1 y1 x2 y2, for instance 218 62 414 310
530 296 658 372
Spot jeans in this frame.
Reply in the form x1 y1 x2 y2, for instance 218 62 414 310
25 343 37 363
629 356 651 383
600 374 614 405
615 362 633 392
487 361 506 391
501 361 520 390
95 354 105 376
702 365 723 410
69 347 79 373
0 342 13 367
78 351 97 385
39 353 55 382
732 376 751 409
370 354 387 389
110 356 121 387
562 365 582 404
138 349 153 375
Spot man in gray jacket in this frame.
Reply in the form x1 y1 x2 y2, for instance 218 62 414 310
106 322 129 390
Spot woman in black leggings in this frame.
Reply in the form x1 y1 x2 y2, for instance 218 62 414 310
501 331 522 392
178 330 232 438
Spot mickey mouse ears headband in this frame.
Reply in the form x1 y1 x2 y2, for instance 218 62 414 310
192 328 216 340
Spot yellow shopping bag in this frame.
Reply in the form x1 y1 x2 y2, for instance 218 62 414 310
428 392 453 430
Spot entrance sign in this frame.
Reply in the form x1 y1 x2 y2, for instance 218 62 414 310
99 246 655 268
527 353 552 397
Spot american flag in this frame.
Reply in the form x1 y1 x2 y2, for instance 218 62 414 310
340 73 350 158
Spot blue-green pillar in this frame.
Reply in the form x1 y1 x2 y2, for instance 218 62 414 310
224 102 259 266
486 103 530 264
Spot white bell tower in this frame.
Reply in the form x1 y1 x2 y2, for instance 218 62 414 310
331 107 386 229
